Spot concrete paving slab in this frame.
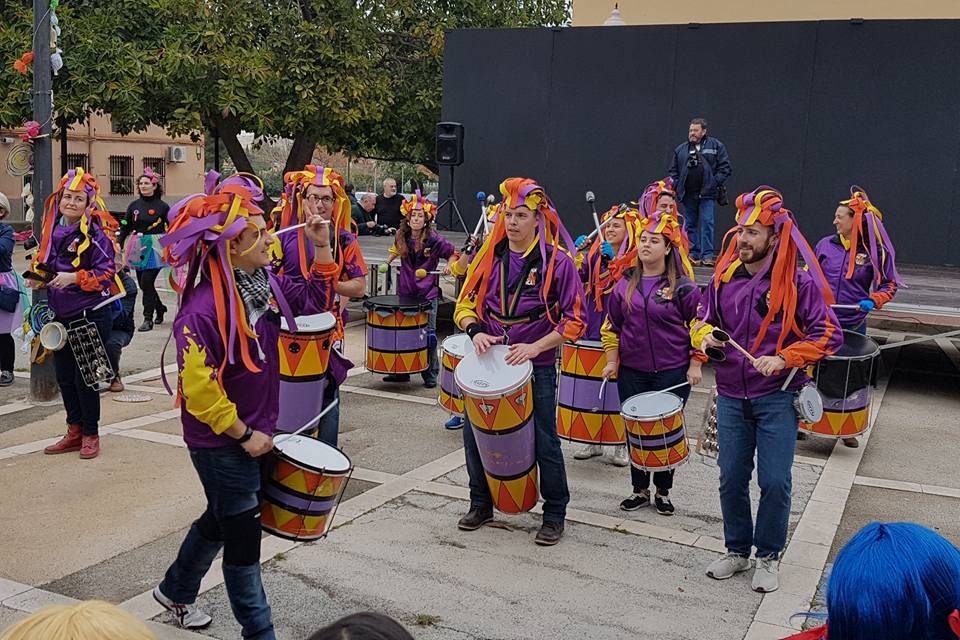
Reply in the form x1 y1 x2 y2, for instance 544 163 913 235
140 417 187 437
0 437 205 585
337 395 463 475
858 359 960 489
829 485 960 560
437 440 822 544
346 372 441 400
174 491 762 640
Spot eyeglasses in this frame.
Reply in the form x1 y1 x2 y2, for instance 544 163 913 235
305 194 335 205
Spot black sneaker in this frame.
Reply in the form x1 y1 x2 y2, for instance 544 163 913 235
138 319 154 332
0 371 13 386
655 494 675 516
155 306 167 325
619 491 651 511
534 521 564 546
457 507 493 531
423 379 437 389
383 374 410 383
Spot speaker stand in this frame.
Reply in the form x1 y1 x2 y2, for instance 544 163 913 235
435 165 469 235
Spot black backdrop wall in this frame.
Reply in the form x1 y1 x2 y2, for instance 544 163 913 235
440 20 960 266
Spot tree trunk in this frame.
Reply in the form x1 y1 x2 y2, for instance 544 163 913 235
284 134 319 174
212 116 256 175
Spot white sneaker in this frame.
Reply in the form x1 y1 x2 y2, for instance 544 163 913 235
573 443 603 460
752 556 780 593
608 444 629 467
705 553 752 580
153 585 213 629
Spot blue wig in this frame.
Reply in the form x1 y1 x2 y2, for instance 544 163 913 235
826 522 960 640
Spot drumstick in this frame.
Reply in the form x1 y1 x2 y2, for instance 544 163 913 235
649 381 691 396
415 268 444 278
274 220 331 236
585 191 605 243
598 376 609 402
272 398 340 446
830 304 861 310
711 328 757 365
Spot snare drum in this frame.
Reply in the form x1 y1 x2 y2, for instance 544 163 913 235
556 340 625 445
362 295 431 374
438 334 472 415
455 345 539 513
277 312 337 434
800 330 880 439
261 435 352 541
621 392 689 471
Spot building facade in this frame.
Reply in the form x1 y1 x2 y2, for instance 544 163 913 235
0 112 204 220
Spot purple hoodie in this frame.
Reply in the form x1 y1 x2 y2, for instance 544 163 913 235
45 219 117 319
393 231 457 300
815 234 898 328
601 271 703 372
700 263 842 399
174 262 340 448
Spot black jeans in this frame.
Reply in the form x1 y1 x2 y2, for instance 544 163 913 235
0 333 13 371
52 307 111 436
136 268 165 320
105 328 133 379
617 364 691 496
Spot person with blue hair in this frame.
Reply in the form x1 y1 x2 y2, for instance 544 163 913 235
784 521 960 640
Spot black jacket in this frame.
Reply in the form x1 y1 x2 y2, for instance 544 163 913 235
667 136 732 201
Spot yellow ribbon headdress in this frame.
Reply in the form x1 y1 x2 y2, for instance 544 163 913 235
279 165 352 277
584 203 642 311
35 168 112 269
637 211 696 280
401 190 436 220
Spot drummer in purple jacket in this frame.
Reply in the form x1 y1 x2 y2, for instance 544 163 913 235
154 174 335 639
814 186 901 448
382 191 458 388
601 209 703 515
699 187 841 594
454 177 586 547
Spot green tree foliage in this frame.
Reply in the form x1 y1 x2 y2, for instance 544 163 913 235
0 0 569 174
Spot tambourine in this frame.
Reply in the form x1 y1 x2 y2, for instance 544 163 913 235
793 383 823 424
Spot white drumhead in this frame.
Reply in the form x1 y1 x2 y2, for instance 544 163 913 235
622 392 683 420
275 435 351 472
572 339 604 351
441 334 473 358
280 312 337 333
796 385 823 423
455 344 532 398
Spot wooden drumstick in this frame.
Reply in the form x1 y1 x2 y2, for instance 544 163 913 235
649 380 691 396
274 220 330 236
272 398 340 446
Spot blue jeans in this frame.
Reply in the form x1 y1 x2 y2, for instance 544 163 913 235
160 446 275 640
423 298 439 384
317 386 340 447
105 328 133 379
716 391 798 559
681 195 716 260
617 365 690 495
463 365 569 523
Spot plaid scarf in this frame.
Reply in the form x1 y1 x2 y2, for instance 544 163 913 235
233 267 272 328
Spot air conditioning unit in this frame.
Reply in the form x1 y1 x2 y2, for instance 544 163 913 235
167 146 187 163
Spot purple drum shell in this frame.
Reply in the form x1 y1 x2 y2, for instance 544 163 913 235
627 426 686 451
821 386 871 412
366 325 426 352
263 483 338 515
439 366 460 398
557 372 621 413
472 417 536 479
277 378 329 433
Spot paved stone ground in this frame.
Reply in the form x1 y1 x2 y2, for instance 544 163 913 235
1 240 959 640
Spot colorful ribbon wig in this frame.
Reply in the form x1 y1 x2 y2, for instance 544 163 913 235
160 172 270 375
400 190 437 220
711 186 835 353
583 203 642 311
640 177 679 218
279 165 352 277
35 168 114 270
839 185 904 288
637 210 696 280
459 177 575 325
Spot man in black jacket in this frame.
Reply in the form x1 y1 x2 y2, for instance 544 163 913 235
667 118 732 266
374 178 403 232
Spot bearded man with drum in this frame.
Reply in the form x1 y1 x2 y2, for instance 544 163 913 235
454 178 586 546
698 187 841 593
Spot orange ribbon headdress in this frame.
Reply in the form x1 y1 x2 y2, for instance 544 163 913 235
584 203 642 311
279 165 352 277
35 168 113 269
839 186 903 288
400 190 436 220
640 177 679 218
710 186 834 353
161 172 274 376
636 211 696 280
459 177 575 324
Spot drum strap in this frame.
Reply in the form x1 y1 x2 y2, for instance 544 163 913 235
489 303 558 326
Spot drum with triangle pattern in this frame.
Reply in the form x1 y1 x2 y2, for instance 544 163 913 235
363 295 431 374
556 340 626 445
621 391 689 471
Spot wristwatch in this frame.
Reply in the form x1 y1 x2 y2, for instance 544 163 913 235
237 426 254 444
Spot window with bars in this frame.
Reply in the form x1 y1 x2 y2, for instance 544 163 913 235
109 155 134 195
65 153 88 172
141 157 166 188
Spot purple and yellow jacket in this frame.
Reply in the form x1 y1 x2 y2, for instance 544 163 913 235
389 231 457 300
46 220 117 319
454 237 586 367
699 263 842 399
175 261 338 448
576 250 622 341
273 228 367 339
601 272 705 372
815 234 897 328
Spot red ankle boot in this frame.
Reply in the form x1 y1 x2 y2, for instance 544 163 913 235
79 435 100 459
44 424 82 454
